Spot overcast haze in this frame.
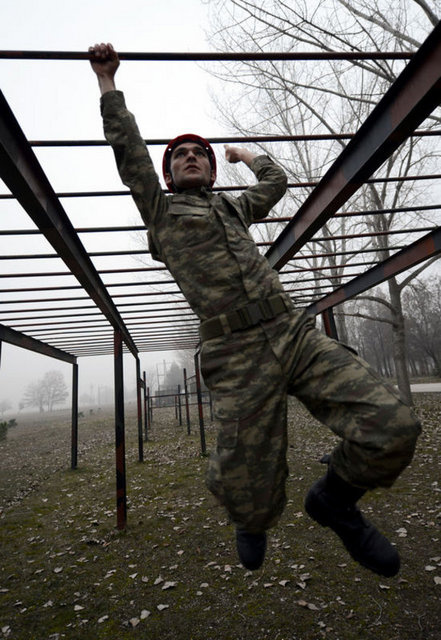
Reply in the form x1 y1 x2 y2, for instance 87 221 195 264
0 0 224 411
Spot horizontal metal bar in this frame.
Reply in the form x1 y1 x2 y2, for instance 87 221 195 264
0 299 191 314
22 128 440 148
0 287 186 304
2 173 440 203
281 260 377 274
0 278 177 293
309 226 437 243
0 49 414 62
5 311 196 329
0 265 168 277
2 204 440 236
286 245 408 262
0 248 151 259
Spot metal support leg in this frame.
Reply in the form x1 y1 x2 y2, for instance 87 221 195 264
114 329 127 530
183 367 191 435
136 357 143 463
194 350 206 455
71 362 78 470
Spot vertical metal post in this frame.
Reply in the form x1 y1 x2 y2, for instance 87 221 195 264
143 371 149 441
177 384 182 426
183 367 191 435
71 362 78 470
194 350 206 455
136 358 144 463
148 386 153 425
322 308 339 340
114 329 127 530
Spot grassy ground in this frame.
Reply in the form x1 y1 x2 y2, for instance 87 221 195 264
0 395 440 640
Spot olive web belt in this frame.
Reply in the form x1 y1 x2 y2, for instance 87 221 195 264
199 294 290 341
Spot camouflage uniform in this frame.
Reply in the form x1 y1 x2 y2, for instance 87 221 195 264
101 91 421 534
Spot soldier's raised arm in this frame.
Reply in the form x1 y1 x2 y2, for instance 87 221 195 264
224 144 287 223
88 42 166 228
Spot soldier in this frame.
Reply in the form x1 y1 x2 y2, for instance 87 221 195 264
89 43 421 577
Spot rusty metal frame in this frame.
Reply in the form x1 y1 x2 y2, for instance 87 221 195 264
1 27 441 529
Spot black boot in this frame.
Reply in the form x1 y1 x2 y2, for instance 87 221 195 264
236 529 267 570
305 465 400 577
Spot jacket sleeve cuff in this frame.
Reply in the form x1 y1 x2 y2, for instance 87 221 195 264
250 154 274 174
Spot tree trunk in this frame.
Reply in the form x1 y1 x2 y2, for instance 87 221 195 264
388 278 412 404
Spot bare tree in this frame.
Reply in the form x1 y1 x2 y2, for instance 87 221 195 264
21 370 69 413
206 0 441 402
21 381 45 413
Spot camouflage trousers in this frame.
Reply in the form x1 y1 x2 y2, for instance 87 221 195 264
201 307 421 534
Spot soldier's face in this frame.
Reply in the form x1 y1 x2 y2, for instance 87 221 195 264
166 143 215 190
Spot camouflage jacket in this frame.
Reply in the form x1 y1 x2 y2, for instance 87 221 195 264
100 90 288 321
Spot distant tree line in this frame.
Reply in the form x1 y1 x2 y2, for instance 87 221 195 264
342 277 440 379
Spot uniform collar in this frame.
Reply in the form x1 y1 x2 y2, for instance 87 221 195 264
174 186 214 199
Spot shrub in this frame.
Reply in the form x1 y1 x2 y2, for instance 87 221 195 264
0 421 8 441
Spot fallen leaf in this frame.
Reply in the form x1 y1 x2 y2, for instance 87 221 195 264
162 581 177 590
297 600 319 610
